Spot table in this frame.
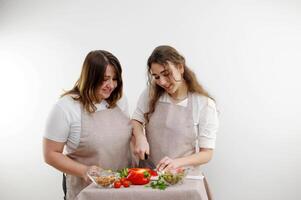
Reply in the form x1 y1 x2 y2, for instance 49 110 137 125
75 178 209 200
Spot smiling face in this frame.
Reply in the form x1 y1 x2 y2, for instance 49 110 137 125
97 64 117 100
150 61 184 95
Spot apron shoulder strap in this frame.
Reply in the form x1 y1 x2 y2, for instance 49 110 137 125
192 94 200 153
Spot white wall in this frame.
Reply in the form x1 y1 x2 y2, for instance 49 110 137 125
0 0 300 199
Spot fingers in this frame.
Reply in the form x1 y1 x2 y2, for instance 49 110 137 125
135 148 148 160
139 150 145 160
156 156 173 172
164 163 175 172
87 165 102 176
133 138 150 160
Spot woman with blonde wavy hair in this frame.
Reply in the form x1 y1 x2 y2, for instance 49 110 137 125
132 45 219 199
43 50 132 200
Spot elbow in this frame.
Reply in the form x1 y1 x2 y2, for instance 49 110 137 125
200 148 214 164
43 138 64 166
205 155 213 164
206 150 214 163
43 149 58 166
43 152 53 166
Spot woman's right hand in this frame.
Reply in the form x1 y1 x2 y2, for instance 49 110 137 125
131 120 150 160
133 134 150 160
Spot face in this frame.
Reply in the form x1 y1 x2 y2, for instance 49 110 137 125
150 61 184 94
97 64 117 100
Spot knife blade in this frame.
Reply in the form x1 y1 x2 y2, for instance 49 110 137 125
138 153 156 170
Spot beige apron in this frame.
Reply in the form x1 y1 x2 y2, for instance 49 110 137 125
66 106 132 200
146 93 213 200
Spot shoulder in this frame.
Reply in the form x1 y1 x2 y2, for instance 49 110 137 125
138 87 167 102
116 95 129 116
140 87 151 100
56 95 81 116
192 93 217 111
135 87 151 105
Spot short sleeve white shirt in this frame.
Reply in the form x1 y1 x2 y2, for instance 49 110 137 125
44 95 129 152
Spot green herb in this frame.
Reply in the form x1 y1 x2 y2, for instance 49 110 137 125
117 168 128 178
146 176 168 190
143 171 151 178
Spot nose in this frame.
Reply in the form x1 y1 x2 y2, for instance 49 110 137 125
158 76 168 87
105 79 115 89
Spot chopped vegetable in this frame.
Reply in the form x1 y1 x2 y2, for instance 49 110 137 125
162 171 185 185
118 168 129 178
147 176 168 190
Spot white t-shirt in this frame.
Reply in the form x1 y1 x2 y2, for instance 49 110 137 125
132 88 219 149
44 95 129 152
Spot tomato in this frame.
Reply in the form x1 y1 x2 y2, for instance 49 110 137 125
114 181 122 189
123 180 131 187
120 177 127 185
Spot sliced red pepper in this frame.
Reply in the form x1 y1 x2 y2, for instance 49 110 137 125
149 169 158 176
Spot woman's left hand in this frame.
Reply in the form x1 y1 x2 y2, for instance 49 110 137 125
156 156 182 172
83 165 102 183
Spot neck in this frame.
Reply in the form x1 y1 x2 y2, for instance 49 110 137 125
96 95 104 104
170 82 188 101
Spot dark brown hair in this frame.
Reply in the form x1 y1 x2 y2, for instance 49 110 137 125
62 50 123 113
145 45 213 122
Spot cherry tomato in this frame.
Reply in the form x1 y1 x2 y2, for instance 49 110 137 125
120 177 127 185
123 180 131 187
114 181 122 188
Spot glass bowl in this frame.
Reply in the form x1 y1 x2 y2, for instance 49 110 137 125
89 170 118 188
161 168 188 185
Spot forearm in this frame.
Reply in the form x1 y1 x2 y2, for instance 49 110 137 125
131 119 150 158
43 138 88 178
131 119 145 138
177 149 213 167
45 151 88 178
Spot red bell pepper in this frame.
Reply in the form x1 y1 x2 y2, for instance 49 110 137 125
126 168 151 185
128 168 158 176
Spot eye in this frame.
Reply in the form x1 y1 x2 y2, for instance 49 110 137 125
162 71 170 76
153 75 159 80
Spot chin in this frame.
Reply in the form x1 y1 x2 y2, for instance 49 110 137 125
99 93 111 99
104 94 111 99
166 88 176 94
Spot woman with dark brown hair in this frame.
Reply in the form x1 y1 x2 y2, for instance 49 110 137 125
132 45 219 199
43 50 132 200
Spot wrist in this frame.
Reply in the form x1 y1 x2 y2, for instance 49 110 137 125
175 158 187 168
80 165 89 179
135 132 147 140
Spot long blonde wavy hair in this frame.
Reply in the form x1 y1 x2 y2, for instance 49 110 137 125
144 45 214 123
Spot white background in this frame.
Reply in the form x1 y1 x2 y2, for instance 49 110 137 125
0 0 300 199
